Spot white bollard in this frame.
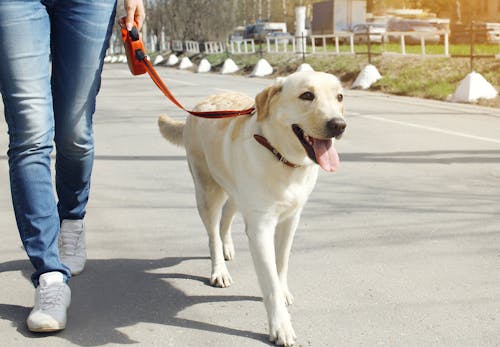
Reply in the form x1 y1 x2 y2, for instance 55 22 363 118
166 54 179 66
250 58 273 77
178 57 193 69
220 58 239 74
296 63 314 72
451 71 497 103
153 55 164 65
197 58 211 73
352 64 382 89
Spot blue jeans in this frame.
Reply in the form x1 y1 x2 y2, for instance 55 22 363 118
0 0 116 286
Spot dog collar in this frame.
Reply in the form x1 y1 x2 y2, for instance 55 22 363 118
253 134 301 168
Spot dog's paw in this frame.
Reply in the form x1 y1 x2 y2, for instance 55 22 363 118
210 269 233 288
283 288 294 306
269 315 296 346
223 241 235 261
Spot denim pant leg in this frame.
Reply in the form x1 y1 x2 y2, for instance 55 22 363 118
49 0 116 220
0 0 71 286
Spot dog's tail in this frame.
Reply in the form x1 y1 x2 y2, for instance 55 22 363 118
158 115 185 147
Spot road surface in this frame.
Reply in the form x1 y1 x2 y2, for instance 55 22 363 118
0 63 499 346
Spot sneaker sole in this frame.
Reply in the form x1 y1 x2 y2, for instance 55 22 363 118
70 268 84 276
28 324 66 333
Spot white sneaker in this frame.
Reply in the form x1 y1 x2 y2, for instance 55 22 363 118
27 271 71 332
58 219 86 275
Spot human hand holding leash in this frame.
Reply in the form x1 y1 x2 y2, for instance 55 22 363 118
122 0 145 31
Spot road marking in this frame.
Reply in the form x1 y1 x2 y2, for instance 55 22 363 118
362 115 500 145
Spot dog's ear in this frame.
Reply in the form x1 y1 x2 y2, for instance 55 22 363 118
255 84 282 121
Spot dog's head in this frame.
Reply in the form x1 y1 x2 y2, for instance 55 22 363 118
255 71 346 172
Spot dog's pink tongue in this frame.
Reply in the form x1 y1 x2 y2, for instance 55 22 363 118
312 138 340 172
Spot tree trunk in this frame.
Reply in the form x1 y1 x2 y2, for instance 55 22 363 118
456 0 462 24
282 0 287 22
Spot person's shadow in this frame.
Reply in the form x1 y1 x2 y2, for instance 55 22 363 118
0 257 269 346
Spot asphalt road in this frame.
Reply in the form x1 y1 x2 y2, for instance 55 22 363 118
1 63 499 347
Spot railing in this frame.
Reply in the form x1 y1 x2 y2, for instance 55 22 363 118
228 39 256 54
107 25 499 65
265 36 296 53
310 32 355 54
184 41 200 54
383 30 449 56
171 40 183 52
203 41 225 54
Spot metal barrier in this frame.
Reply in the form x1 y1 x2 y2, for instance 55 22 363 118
203 41 226 54
309 32 355 55
107 23 499 65
229 39 256 54
383 30 450 56
265 36 296 53
171 40 183 52
184 41 200 54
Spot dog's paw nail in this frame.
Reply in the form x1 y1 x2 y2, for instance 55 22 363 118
270 318 296 346
210 272 233 288
284 290 294 306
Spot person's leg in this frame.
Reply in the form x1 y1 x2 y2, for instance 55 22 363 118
0 0 71 287
51 0 116 275
51 0 117 220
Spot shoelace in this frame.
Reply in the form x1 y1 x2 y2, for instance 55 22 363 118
39 286 64 310
60 230 82 256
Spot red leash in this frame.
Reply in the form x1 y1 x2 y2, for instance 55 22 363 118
122 25 256 119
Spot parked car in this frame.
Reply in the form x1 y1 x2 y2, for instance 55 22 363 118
450 22 498 44
266 31 293 44
387 19 441 44
352 23 387 44
229 26 245 42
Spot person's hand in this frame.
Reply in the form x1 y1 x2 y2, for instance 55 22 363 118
122 0 145 31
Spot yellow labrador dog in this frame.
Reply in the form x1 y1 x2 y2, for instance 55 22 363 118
158 71 346 346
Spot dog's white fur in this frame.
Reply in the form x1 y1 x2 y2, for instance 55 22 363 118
158 71 345 346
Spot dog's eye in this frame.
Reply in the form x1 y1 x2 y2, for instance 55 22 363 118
299 91 315 101
337 93 343 102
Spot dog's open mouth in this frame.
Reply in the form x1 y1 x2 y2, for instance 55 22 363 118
292 124 340 172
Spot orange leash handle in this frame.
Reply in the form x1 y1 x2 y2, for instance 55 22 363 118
121 26 256 119
121 25 147 76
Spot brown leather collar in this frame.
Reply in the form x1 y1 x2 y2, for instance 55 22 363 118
253 134 301 168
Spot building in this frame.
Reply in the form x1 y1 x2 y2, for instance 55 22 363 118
311 0 367 34
475 0 500 22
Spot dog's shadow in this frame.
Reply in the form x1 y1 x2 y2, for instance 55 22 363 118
0 257 269 346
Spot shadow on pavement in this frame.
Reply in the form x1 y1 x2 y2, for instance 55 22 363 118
341 150 500 164
1 150 500 164
0 257 268 346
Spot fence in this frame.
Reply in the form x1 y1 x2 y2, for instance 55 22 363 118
228 39 256 54
108 23 500 68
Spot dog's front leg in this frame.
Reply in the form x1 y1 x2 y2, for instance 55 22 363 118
246 217 296 346
275 212 301 306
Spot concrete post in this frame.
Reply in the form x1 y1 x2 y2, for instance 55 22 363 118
295 6 306 54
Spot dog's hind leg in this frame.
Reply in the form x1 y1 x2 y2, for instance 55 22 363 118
220 199 237 261
191 168 233 288
275 213 301 306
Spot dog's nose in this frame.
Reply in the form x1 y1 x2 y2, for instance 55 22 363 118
326 118 347 137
